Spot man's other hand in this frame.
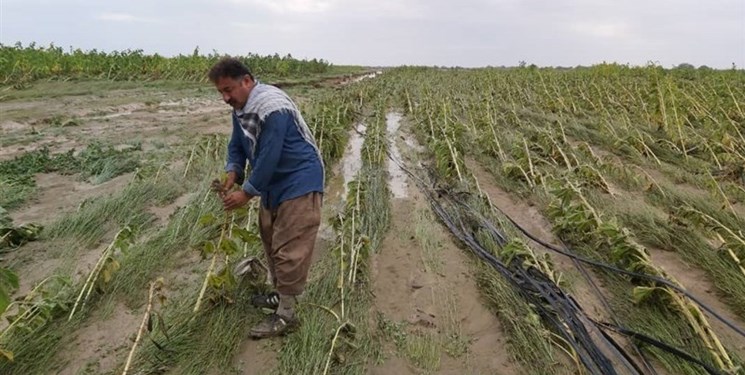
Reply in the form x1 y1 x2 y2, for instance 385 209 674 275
223 190 251 210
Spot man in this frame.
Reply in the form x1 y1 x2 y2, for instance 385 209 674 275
209 57 324 338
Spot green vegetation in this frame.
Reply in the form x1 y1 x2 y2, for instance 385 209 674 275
1 43 333 86
2 49 744 375
0 143 142 209
370 64 744 374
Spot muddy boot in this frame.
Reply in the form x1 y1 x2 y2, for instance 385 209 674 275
249 294 299 339
248 313 298 339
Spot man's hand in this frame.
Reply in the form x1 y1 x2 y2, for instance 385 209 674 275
223 190 252 210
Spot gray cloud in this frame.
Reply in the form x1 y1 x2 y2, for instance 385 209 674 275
1 0 742 68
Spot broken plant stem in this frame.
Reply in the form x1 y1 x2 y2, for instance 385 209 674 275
193 214 229 314
338 214 345 319
348 184 361 285
69 227 130 321
122 279 162 375
322 321 350 375
183 144 197 178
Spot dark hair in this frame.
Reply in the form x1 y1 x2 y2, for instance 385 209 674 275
208 57 254 82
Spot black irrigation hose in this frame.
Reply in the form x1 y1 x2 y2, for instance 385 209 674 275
431 186 729 375
460 197 694 374
494 205 745 338
372 125 738 373
427 190 636 375
593 320 725 375
388 148 628 375
470 201 642 374
571 254 660 375
458 195 733 375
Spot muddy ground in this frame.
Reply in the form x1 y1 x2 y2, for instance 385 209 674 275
2 78 743 375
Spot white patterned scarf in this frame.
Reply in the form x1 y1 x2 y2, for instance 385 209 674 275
235 82 323 170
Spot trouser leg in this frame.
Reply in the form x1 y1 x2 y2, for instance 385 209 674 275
269 192 322 296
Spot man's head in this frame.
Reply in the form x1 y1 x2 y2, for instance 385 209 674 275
209 57 255 111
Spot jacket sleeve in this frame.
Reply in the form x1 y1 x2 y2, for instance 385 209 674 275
225 115 247 183
242 110 291 196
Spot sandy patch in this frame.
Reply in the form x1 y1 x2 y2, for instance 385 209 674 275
10 172 133 225
57 302 140 375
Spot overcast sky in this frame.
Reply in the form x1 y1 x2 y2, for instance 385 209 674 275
1 0 743 68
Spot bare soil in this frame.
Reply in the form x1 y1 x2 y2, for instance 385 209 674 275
369 115 520 374
58 302 140 375
11 172 133 225
232 339 281 375
370 194 520 375
0 83 231 374
0 87 226 162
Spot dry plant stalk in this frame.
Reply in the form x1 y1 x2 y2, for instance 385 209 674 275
69 227 131 321
122 278 164 375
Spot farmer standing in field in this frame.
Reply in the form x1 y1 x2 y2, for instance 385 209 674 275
209 57 323 339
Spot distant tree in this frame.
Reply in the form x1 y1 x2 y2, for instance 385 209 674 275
675 63 695 70
673 62 697 80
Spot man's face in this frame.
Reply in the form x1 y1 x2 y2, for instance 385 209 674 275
215 75 253 111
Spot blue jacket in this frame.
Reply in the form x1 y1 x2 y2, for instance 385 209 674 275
226 109 324 209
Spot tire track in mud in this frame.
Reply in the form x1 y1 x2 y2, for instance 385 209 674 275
370 113 520 374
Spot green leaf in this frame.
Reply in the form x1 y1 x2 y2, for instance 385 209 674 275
0 267 18 314
207 273 222 287
219 238 240 256
101 268 112 284
215 267 238 290
233 208 249 218
231 227 258 243
101 259 120 284
203 241 216 255
198 213 217 226
0 347 14 362
0 207 11 227
0 290 10 315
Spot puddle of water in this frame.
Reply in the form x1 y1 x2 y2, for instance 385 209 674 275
342 123 367 197
350 71 383 84
386 112 408 199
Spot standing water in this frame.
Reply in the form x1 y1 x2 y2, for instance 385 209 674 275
341 123 367 198
386 112 409 198
351 71 383 83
